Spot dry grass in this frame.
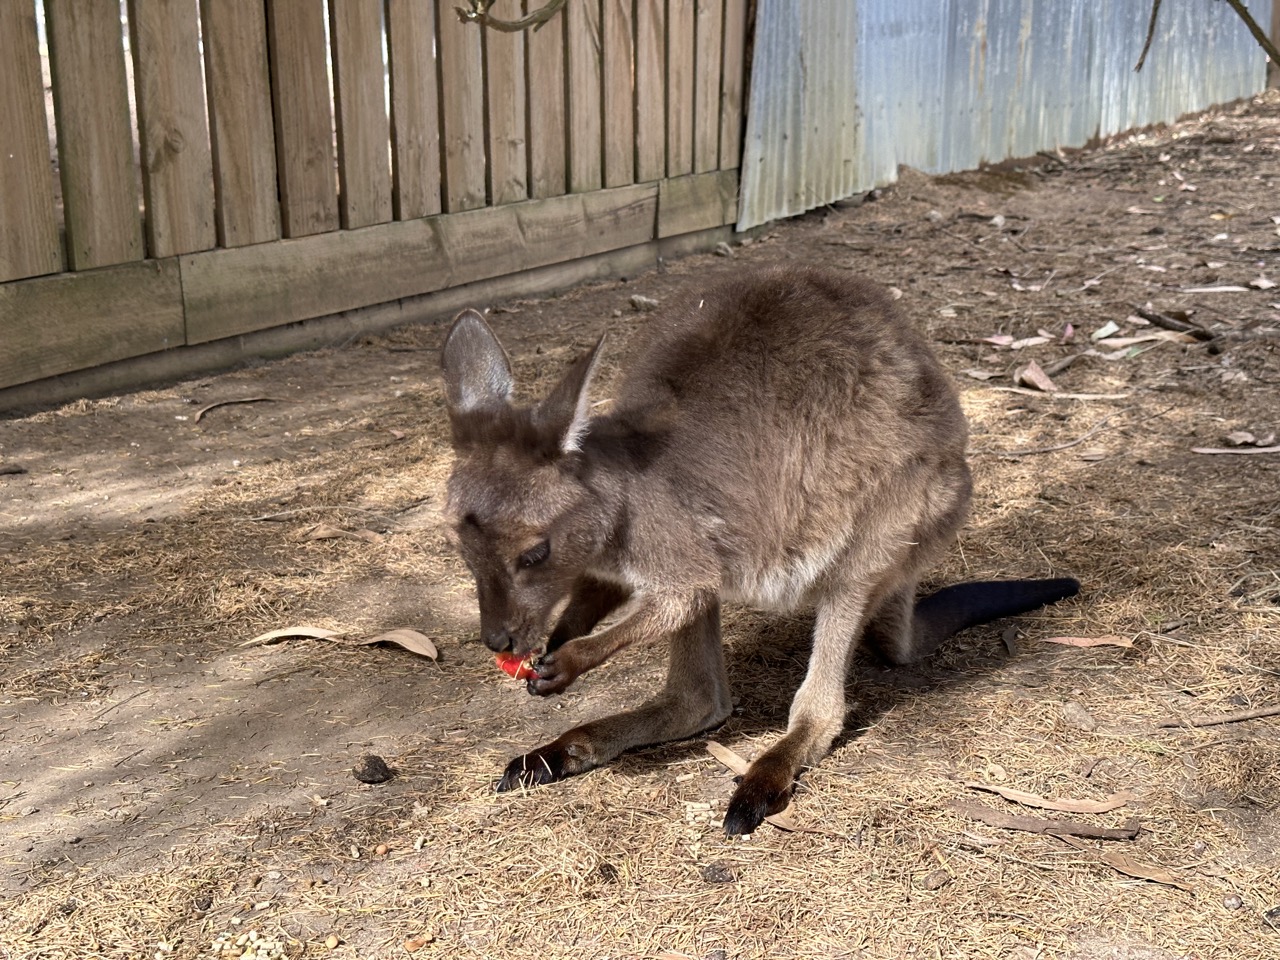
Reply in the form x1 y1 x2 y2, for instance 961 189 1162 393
2 93 1279 960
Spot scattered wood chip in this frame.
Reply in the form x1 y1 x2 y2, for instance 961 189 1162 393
1058 836 1194 892
947 800 1140 841
1156 704 1280 728
1041 634 1133 648
965 782 1135 814
1014 359 1059 392
193 396 284 423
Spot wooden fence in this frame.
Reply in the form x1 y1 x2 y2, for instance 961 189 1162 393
0 0 749 394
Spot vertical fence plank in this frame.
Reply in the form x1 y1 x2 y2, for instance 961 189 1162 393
634 0 665 182
0 0 61 281
693 0 723 173
44 0 142 270
566 0 602 192
266 0 338 238
437 3 487 211
526 0 567 199
386 0 441 219
201 0 280 247
602 0 634 187
719 0 747 170
666 0 694 177
485 22 528 204
330 1 392 228
128 0 216 258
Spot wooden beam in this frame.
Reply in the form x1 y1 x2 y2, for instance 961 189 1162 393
0 259 182 388
634 0 666 182
693 0 724 173
566 0 603 192
201 0 281 247
526 0 568 198
485 19 529 204
437 0 488 211
183 184 657 343
330 0 393 228
0 0 62 282
602 0 635 187
657 169 738 237
719 0 748 170
666 0 695 177
44 0 143 270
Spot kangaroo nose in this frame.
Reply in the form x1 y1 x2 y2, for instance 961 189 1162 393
482 627 514 652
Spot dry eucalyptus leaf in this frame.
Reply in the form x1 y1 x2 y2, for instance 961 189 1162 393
983 334 1015 347
963 369 1002 381
1059 837 1194 892
1014 360 1059 393
705 740 749 775
357 629 439 660
1225 431 1257 446
1010 335 1052 350
1091 320 1120 340
1041 635 1133 648
966 782 1135 814
1249 276 1277 290
302 523 381 543
241 626 343 647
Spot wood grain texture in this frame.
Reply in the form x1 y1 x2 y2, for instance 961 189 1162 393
693 0 723 173
0 259 182 387
44 0 142 270
526 0 567 199
437 2 487 211
330 0 392 228
184 184 656 343
0 0 62 282
634 0 666 182
657 168 737 237
128 0 216 258
566 0 603 192
266 0 338 238
201 0 281 247
386 0 442 219
1270 0 1280 89
719 0 748 170
485 21 528 204
666 0 694 177
601 0 634 187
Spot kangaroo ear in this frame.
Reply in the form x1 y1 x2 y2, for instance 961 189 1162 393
535 335 606 454
441 309 514 414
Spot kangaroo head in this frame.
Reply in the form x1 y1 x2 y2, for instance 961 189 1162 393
440 309 609 655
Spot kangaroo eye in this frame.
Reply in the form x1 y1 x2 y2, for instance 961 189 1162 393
517 541 550 569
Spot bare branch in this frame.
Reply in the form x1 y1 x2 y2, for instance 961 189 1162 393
455 0 567 33
1221 0 1280 70
1135 0 1162 72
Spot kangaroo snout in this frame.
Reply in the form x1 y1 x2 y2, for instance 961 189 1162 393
481 625 515 653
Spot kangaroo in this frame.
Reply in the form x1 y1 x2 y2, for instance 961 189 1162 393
440 265 1078 836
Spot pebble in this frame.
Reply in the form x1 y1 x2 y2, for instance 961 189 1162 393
700 860 737 884
713 242 735 257
1224 893 1243 910
629 294 660 312
1061 701 1098 732
352 754 394 784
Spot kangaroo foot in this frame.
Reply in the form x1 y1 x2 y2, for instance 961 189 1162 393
496 738 596 792
722 755 797 835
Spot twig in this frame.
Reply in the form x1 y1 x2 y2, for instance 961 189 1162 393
1157 704 1280 728
947 799 1141 841
455 0 566 32
194 397 285 423
91 689 146 722
1192 444 1280 455
1130 304 1214 341
988 415 1115 457
1135 0 1162 71
1221 0 1280 70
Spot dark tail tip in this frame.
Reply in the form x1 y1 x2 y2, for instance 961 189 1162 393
916 577 1080 645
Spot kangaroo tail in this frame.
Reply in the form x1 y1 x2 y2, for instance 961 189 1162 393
909 577 1080 660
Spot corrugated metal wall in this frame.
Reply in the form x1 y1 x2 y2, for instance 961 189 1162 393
738 0 1274 230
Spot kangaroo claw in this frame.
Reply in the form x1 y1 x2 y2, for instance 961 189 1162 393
722 766 795 836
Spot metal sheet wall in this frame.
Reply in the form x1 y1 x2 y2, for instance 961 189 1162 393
738 0 1274 230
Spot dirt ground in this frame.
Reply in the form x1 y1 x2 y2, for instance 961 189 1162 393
3 91 1280 960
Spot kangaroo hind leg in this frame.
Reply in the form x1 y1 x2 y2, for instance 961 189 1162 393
498 591 730 791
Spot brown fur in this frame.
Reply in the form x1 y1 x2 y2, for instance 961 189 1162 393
440 265 1078 835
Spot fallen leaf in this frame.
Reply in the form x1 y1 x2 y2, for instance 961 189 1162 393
1041 635 1133 648
965 782 1135 813
963 369 1002 381
1058 836 1194 892
1091 320 1120 340
1225 431 1257 446
356 629 439 660
1014 360 1059 393
193 396 283 423
983 334 1015 347
1010 335 1052 350
302 523 381 543
1181 285 1250 293
1093 330 1198 348
1192 444 1280 455
705 740 749 775
1077 448 1108 462
241 626 344 647
1249 276 1277 290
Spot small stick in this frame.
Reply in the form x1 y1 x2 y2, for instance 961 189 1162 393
947 800 1140 840
1157 704 1280 728
1134 0 1162 72
1129 305 1214 341
989 415 1115 458
194 396 284 423
1192 445 1280 456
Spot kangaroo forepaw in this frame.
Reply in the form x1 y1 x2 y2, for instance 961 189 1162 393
524 649 582 696
495 741 594 792
723 765 795 836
